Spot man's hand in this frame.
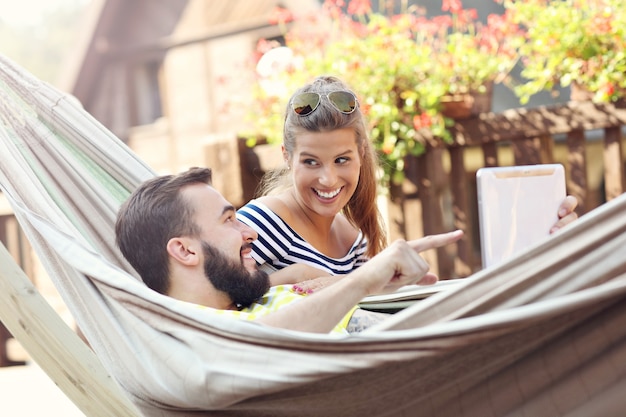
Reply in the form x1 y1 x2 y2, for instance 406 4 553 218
257 230 463 334
350 230 464 296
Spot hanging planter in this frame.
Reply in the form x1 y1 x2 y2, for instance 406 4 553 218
440 82 494 119
570 82 594 102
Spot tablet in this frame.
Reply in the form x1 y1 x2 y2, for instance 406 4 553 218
476 164 566 268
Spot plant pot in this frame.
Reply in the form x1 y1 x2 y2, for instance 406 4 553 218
570 82 594 102
440 82 493 119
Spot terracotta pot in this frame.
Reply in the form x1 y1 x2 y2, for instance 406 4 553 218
440 82 493 119
570 82 594 102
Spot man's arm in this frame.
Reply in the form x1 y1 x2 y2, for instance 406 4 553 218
256 230 463 333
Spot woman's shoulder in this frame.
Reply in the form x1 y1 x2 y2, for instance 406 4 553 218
238 196 295 235
250 195 293 222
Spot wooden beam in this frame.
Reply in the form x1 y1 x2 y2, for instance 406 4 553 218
430 101 626 147
0 243 141 417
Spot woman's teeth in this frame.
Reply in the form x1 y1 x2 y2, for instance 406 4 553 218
315 188 341 199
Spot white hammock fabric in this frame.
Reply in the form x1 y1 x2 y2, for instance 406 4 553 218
1 54 626 417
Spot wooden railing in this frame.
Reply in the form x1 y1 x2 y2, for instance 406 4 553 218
391 100 626 279
239 100 626 280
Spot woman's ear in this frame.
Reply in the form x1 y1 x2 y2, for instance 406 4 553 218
281 145 289 167
167 237 200 266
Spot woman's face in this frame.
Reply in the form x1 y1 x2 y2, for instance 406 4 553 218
287 127 361 218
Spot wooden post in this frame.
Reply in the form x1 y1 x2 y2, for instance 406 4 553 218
603 126 624 201
448 146 474 276
512 137 542 165
415 149 454 279
566 129 588 216
0 243 141 416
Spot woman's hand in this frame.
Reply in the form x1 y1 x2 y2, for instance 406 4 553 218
269 263 330 286
550 195 578 233
293 276 342 294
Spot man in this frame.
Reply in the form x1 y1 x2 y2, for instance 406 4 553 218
115 167 463 334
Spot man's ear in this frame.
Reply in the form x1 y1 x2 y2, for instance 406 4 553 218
166 237 200 266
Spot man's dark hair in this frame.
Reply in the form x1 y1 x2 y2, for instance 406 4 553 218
115 167 212 294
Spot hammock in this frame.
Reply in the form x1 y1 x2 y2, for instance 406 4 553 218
1 54 626 417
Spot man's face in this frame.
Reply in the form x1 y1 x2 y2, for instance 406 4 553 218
183 184 258 273
202 241 269 308
182 184 269 307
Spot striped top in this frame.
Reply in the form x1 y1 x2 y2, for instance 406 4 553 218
237 200 369 275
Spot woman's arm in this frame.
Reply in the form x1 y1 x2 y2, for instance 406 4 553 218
269 263 330 286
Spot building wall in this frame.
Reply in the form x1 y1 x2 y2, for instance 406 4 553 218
121 0 318 206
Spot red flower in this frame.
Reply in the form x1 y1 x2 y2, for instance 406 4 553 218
413 113 433 130
348 60 361 71
601 82 615 97
442 0 463 14
382 142 394 155
588 14 612 35
347 0 371 16
268 7 294 25
323 0 345 20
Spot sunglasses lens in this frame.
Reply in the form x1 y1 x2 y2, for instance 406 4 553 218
291 92 321 116
328 91 357 113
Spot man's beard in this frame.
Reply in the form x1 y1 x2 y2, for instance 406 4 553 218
202 242 270 309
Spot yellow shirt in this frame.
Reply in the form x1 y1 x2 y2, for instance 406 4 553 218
210 285 356 335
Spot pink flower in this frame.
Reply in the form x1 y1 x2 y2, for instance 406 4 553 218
347 0 371 16
442 0 463 14
268 7 294 25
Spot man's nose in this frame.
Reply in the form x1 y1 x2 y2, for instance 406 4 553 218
239 222 258 242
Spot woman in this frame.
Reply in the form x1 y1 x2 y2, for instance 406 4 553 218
238 76 385 287
237 76 578 291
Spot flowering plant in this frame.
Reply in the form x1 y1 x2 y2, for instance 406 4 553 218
246 0 521 184
502 0 626 104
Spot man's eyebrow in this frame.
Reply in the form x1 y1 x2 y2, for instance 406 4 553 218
221 205 236 216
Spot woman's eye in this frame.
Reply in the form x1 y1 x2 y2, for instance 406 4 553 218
336 156 349 164
303 159 319 166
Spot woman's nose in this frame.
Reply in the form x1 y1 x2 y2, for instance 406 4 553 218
318 166 337 186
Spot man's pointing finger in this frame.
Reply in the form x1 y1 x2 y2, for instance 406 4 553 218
407 230 464 252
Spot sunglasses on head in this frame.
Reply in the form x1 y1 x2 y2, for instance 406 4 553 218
290 91 358 116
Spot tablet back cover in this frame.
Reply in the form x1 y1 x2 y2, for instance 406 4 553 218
476 164 566 268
